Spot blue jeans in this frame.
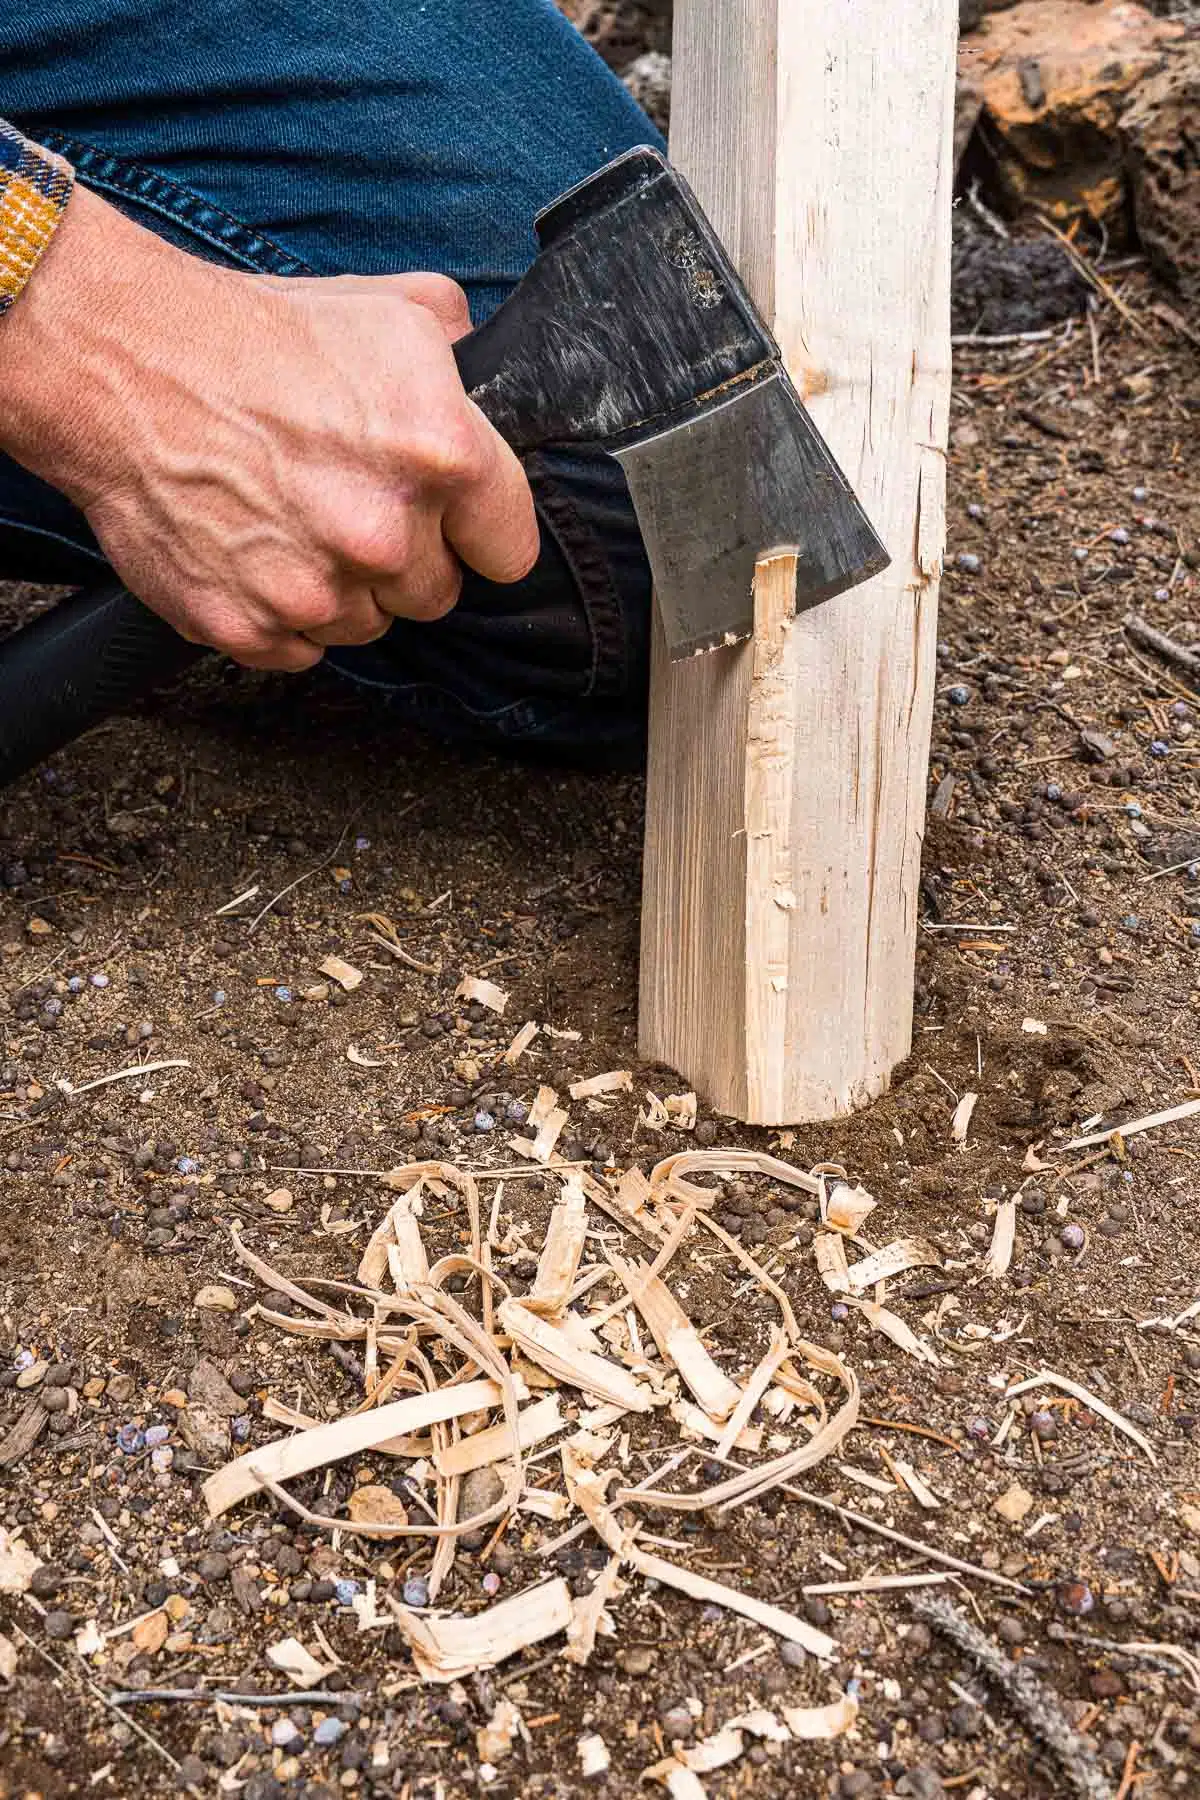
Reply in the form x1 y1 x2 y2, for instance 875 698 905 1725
0 2 663 760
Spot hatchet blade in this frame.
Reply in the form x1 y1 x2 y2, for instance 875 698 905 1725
614 365 891 660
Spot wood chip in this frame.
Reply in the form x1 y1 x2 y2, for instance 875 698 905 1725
390 1577 572 1682
503 1021 539 1065
1006 1369 1157 1463
984 1198 1017 1279
265 1637 335 1688
498 1300 653 1413
477 1697 522 1762
682 1727 744 1772
664 1093 698 1130
566 1556 623 1666
0 1530 41 1594
951 1091 979 1143
528 1107 568 1164
1064 1096 1200 1152
194 1285 238 1312
569 1071 633 1100
130 1610 169 1655
455 975 508 1015
780 1694 858 1739
849 1300 939 1366
814 1231 851 1293
891 1458 941 1510
578 1734 611 1778
825 1183 877 1235
318 955 363 991
347 1044 385 1067
0 1631 16 1682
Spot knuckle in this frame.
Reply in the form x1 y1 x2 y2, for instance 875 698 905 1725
275 583 342 635
341 507 410 577
415 415 487 490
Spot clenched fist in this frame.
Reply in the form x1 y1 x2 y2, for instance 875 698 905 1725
2 184 540 670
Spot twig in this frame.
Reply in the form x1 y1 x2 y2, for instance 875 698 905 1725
248 824 350 932
1037 214 1151 342
1123 615 1200 687
911 1593 1114 1800
780 1484 1031 1593
109 1687 345 1707
58 1059 190 1098
9 1620 182 1776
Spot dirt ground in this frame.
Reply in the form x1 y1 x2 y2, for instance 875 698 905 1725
2 206 1200 1800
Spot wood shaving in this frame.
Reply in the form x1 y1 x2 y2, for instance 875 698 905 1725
503 1021 539 1064
844 1237 942 1294
1006 1369 1157 1464
950 1091 978 1143
825 1183 877 1235
1064 1096 1200 1152
390 1578 572 1682
849 1299 939 1366
526 1180 588 1316
318 955 363 991
984 1198 1017 1279
455 975 508 1015
569 1071 633 1100
780 1694 858 1739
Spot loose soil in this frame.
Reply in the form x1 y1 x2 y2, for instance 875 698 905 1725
1 293 1199 1800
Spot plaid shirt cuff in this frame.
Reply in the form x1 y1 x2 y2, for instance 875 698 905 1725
0 120 75 321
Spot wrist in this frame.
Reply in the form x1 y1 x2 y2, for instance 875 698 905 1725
0 184 214 507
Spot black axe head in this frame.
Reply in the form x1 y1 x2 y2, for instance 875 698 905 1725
454 146 889 657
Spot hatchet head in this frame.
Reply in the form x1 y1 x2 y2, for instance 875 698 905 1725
454 146 889 658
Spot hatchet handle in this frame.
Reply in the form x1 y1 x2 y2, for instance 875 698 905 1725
0 582 205 788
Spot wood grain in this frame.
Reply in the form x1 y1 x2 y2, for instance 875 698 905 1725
640 0 957 1123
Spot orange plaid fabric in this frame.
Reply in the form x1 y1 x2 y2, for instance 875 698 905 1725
0 120 74 318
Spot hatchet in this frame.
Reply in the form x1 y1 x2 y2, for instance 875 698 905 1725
0 145 887 788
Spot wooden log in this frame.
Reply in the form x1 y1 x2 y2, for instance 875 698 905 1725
639 0 957 1123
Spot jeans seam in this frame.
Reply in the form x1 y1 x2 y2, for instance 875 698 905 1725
37 131 315 276
525 452 628 700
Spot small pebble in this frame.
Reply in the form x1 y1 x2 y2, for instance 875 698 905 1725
274 986 293 1004
90 973 109 989
272 1719 301 1748
43 1611 75 1640
313 1718 346 1748
956 553 981 574
333 1579 359 1607
946 685 971 707
1060 1223 1085 1251
830 1302 849 1321
1059 1580 1095 1616
1109 527 1130 546
473 1111 496 1133
1029 1410 1057 1440
1150 739 1170 758
402 1576 430 1609
481 1571 501 1596
117 1424 145 1455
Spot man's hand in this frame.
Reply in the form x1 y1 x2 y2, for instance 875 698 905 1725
1 185 540 670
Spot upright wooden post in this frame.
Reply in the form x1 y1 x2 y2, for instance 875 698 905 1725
639 0 957 1125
